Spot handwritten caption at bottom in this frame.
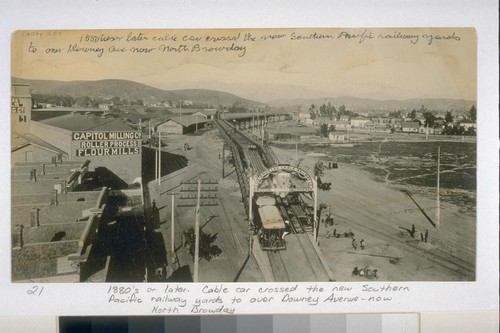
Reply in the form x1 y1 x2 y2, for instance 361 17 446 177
104 283 410 314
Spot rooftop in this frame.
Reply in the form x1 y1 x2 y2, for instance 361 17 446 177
39 113 136 132
221 111 289 120
34 107 103 112
11 132 68 156
160 115 208 127
11 160 103 281
195 109 217 116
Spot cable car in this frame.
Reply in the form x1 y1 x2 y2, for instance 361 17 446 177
258 205 287 251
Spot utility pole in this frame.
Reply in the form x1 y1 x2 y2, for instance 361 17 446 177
313 176 318 242
248 177 254 229
171 193 175 255
222 144 226 179
295 142 298 166
166 192 180 267
179 99 182 126
155 141 158 183
149 120 152 148
193 178 201 282
261 121 264 145
436 146 440 228
157 130 162 185
252 116 255 136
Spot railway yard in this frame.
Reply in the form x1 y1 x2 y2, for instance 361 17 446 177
148 120 476 282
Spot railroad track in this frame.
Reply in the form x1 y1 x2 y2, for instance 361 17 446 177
271 232 330 282
276 197 306 234
216 119 331 281
330 188 475 279
267 251 290 281
351 217 474 278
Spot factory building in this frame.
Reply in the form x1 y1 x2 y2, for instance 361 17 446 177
11 83 151 283
11 83 142 184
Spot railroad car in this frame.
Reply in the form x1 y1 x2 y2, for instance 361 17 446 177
257 204 287 251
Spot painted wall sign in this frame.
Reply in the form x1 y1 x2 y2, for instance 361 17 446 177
72 131 142 141
73 131 142 156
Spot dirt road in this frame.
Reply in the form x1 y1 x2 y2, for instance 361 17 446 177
274 146 476 281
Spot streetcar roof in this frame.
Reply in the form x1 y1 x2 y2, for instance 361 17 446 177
258 205 285 229
256 195 276 206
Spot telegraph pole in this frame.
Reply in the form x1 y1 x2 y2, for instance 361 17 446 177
295 142 298 166
171 193 175 255
222 144 226 179
313 177 318 242
436 146 441 228
248 177 254 229
157 130 162 185
155 141 158 182
193 178 201 282
165 192 181 269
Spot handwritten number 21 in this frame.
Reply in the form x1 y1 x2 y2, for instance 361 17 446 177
27 286 44 296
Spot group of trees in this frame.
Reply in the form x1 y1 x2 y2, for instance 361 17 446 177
310 102 477 137
441 125 476 136
406 105 439 127
32 93 159 109
111 96 144 107
319 123 336 137
386 105 475 136
32 94 76 108
309 103 358 120
225 100 268 113
406 105 477 136
406 105 476 127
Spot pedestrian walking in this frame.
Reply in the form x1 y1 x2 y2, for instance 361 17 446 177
411 224 416 238
352 238 358 250
425 229 429 243
420 232 424 242
360 239 365 250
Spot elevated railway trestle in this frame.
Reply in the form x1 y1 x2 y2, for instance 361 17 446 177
215 120 280 212
215 119 320 246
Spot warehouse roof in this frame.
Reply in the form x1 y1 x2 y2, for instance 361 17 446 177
158 115 208 128
11 132 68 156
39 113 136 132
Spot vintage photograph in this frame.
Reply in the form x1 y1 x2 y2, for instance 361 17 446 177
11 28 476 283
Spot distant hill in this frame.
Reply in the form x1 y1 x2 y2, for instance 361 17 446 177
270 96 476 113
12 78 265 107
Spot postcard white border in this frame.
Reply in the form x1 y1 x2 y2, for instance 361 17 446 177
1 0 498 316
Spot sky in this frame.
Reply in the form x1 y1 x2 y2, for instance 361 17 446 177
11 28 477 103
